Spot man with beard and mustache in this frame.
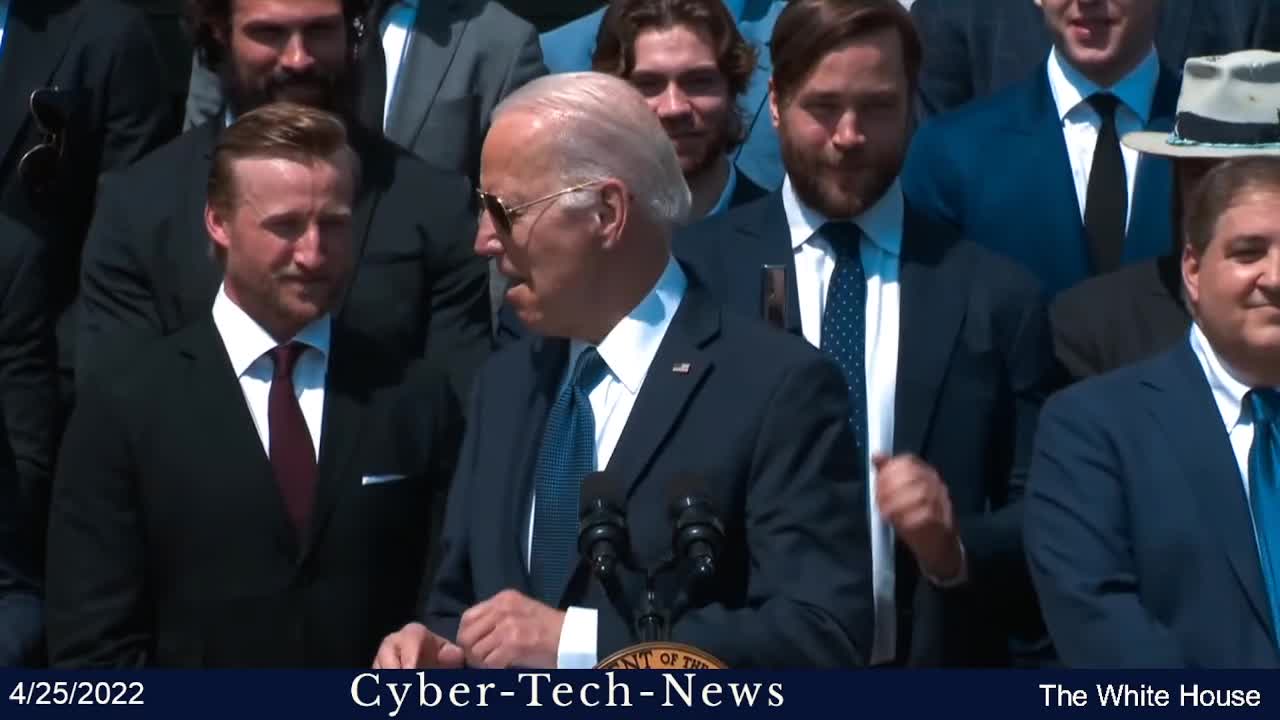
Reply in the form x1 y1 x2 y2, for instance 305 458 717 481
46 103 463 668
75 0 491 406
591 0 767 219
675 0 1059 667
902 0 1183 297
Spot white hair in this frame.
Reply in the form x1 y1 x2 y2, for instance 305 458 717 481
491 72 692 226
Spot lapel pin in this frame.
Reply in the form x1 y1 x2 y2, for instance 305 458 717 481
672 362 691 374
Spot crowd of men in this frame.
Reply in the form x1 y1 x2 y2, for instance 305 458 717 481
0 0 1279 669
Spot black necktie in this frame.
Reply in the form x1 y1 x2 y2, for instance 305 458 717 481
1084 93 1127 274
357 2 390 134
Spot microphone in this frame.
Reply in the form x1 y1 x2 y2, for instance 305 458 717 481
667 475 725 589
578 471 629 582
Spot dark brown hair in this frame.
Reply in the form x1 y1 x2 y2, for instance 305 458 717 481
186 0 370 72
1183 156 1280 256
208 102 357 214
591 0 759 103
770 0 922 104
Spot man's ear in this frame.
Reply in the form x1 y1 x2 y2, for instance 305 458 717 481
205 202 232 257
768 77 782 131
598 180 628 250
1182 240 1202 308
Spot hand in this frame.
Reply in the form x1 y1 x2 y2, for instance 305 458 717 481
372 622 464 669
873 453 965 583
456 589 566 669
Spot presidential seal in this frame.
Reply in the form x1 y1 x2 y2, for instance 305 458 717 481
595 642 727 670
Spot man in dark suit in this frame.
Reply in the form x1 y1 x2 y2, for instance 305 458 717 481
374 71 872 670
46 104 461 668
591 0 768 220
77 0 490 402
902 0 1180 296
182 0 546 189
676 0 1057 666
1051 50 1280 383
0 0 178 397
1025 156 1280 667
0 215 58 571
910 0 1280 118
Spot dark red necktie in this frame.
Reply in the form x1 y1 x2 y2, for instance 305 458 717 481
268 342 317 539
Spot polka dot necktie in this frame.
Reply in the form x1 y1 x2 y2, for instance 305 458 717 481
529 348 609 605
819 222 869 456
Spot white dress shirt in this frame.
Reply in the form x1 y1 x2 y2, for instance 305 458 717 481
378 0 419 129
524 257 688 669
1190 323 1280 502
1046 45 1159 231
211 285 331 459
781 175 901 666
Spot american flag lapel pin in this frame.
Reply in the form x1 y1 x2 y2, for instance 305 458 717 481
672 362 692 374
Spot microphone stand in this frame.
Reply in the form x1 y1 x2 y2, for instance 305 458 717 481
635 556 676 642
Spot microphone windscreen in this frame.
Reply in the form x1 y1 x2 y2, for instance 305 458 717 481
666 473 712 512
580 470 624 514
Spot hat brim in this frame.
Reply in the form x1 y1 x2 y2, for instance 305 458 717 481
1122 130 1280 158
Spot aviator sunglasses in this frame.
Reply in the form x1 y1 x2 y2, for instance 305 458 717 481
476 179 605 235
18 87 68 198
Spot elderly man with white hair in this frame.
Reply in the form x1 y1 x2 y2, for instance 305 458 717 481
373 71 873 670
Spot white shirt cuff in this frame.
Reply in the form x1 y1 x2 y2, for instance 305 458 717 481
555 606 598 668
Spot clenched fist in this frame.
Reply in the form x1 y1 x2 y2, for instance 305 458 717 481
456 589 566 669
873 453 966 584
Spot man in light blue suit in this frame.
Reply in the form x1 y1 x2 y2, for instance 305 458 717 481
540 0 787 191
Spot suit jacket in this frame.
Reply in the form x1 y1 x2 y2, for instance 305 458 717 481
76 120 491 405
46 318 462 668
539 0 787 191
0 0 178 392
0 215 58 564
425 275 873 668
183 0 545 187
1025 340 1280 667
1051 254 1190 384
0 396 40 667
674 193 1057 666
901 61 1181 296
912 0 1280 117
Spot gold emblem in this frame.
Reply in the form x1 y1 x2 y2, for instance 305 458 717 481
595 642 728 670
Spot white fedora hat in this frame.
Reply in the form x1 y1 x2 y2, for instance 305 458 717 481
1123 49 1280 158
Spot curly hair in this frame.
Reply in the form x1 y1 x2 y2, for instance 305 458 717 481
186 0 372 72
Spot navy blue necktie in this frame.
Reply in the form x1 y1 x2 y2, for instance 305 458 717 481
819 222 868 455
1249 388 1280 647
530 347 608 604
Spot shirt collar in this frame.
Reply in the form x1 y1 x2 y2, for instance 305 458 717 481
212 284 331 378
568 256 687 395
1190 322 1255 431
1047 44 1159 124
781 175 904 256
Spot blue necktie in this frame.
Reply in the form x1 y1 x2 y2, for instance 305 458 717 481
530 348 608 604
1249 388 1280 647
819 222 868 455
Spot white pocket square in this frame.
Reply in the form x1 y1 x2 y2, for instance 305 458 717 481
361 474 406 486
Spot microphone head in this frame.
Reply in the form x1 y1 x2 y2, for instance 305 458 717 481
580 470 625 519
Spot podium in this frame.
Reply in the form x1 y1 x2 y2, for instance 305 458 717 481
596 641 727 670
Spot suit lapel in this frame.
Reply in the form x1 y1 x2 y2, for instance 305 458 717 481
0 3 83 169
1127 67 1180 261
732 194 803 335
385 0 465 149
606 281 718 503
1020 68 1089 270
1147 342 1277 642
298 330 371 564
892 209 967 455
510 337 567 597
181 318 300 560
339 129 386 311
